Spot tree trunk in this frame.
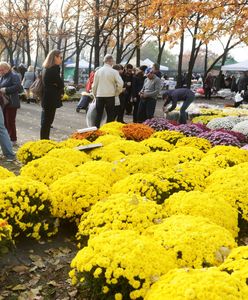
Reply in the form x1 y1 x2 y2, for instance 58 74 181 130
94 0 100 67
89 42 94 74
187 13 201 88
176 31 184 88
204 44 208 78
135 0 140 67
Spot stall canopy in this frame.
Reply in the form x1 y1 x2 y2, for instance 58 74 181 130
143 58 169 71
66 59 94 69
221 60 248 71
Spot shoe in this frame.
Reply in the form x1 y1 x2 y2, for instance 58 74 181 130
12 141 18 147
76 108 80 113
6 157 15 162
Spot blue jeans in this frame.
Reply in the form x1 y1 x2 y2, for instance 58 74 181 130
137 98 157 123
179 96 195 124
0 108 15 158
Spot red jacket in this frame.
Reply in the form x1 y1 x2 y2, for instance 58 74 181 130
85 71 95 92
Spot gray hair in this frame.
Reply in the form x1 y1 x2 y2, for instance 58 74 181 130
28 65 34 72
42 49 62 68
103 54 113 63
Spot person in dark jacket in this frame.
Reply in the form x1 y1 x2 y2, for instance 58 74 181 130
123 64 134 115
113 64 126 123
41 49 64 140
0 62 22 145
131 65 147 122
163 88 195 124
204 72 214 100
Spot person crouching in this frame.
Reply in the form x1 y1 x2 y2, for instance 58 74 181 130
162 88 195 124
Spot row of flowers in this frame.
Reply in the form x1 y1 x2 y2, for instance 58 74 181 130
0 120 248 299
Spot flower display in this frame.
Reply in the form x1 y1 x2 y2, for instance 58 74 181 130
143 117 176 131
199 131 241 147
145 214 236 268
0 166 15 180
50 172 111 220
58 138 91 148
164 191 238 237
0 177 58 239
219 246 248 285
217 129 248 143
70 230 177 300
144 151 179 168
121 123 154 141
105 140 149 156
94 134 123 146
170 146 204 163
232 120 248 137
175 137 211 152
100 121 125 136
112 173 171 204
71 130 105 142
206 145 248 164
77 161 127 185
176 123 206 137
17 140 59 164
153 164 207 196
152 130 185 145
20 157 76 186
192 115 223 124
205 164 248 221
0 219 13 255
46 148 90 167
144 268 248 300
207 117 238 130
77 193 166 241
90 147 126 162
140 137 173 152
118 154 172 175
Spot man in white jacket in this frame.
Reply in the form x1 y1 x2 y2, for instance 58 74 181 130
92 54 123 128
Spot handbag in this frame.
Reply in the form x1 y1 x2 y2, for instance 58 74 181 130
234 92 243 103
30 75 43 100
0 93 10 108
86 98 107 127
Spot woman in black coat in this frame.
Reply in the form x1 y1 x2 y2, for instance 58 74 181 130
41 50 64 140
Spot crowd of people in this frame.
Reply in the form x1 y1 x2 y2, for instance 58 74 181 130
1 49 247 162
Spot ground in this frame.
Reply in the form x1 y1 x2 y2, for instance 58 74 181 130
0 97 235 299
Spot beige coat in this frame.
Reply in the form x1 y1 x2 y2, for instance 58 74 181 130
92 64 123 97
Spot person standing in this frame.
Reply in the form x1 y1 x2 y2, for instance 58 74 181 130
0 62 22 146
137 67 161 123
204 72 214 100
162 88 195 124
0 104 15 161
92 54 123 128
41 50 64 140
132 65 147 122
22 65 36 103
123 64 134 115
112 64 126 123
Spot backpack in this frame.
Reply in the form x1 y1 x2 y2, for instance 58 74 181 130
30 75 43 100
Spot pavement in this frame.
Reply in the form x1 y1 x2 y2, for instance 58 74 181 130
16 97 231 145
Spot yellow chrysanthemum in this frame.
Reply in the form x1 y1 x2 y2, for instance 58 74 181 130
145 214 236 268
145 268 248 300
70 230 177 299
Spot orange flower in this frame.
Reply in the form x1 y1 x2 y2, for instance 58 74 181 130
122 124 154 141
71 130 105 142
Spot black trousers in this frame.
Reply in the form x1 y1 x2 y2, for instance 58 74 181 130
40 107 56 139
95 97 115 128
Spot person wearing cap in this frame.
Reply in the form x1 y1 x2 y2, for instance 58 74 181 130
92 54 123 128
162 88 195 124
137 67 161 123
